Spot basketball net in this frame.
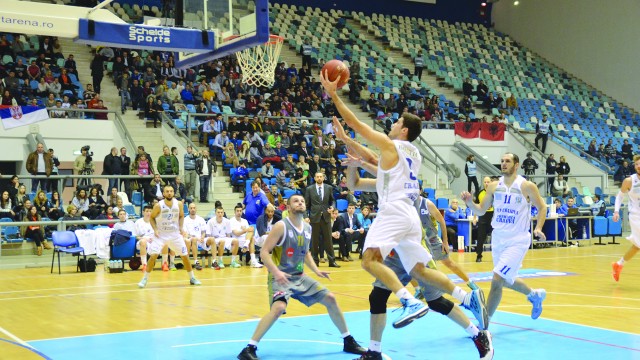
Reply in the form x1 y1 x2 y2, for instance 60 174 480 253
235 35 284 88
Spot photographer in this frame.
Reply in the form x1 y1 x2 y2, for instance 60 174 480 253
74 146 95 187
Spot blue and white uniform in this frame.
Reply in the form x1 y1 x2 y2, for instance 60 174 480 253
490 175 531 284
626 174 640 247
149 198 188 256
364 140 431 273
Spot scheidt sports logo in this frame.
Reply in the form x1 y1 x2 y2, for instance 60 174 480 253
129 26 171 44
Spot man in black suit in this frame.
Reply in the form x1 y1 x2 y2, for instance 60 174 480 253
340 203 364 262
331 208 346 261
304 172 339 267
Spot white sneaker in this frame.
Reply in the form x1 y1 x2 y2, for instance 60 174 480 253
230 260 242 268
250 260 264 268
138 277 147 288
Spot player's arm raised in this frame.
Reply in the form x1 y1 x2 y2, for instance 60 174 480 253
343 154 377 192
461 182 496 215
524 180 547 240
259 221 290 285
321 72 397 167
332 116 379 166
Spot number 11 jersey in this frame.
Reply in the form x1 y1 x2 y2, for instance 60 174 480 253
491 175 531 235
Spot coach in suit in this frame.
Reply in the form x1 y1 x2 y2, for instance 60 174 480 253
340 203 364 261
304 172 339 267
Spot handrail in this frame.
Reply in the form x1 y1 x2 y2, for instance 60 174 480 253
415 133 458 186
506 124 547 162
525 174 607 195
550 133 612 173
113 112 137 154
453 141 501 177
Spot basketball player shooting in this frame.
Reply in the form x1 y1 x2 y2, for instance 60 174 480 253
320 70 488 332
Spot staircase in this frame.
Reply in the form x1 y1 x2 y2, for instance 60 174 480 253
57 38 242 216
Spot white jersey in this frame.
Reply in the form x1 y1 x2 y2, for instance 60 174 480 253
491 175 531 234
183 215 206 237
377 140 421 206
206 217 231 238
230 217 250 241
156 198 181 239
628 174 640 216
134 218 154 238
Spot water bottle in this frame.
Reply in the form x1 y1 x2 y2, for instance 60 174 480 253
118 260 123 269
583 226 587 240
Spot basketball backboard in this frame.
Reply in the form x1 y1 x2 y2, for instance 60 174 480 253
174 0 270 68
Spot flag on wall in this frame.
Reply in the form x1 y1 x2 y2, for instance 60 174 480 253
480 122 506 141
0 105 49 130
454 122 481 139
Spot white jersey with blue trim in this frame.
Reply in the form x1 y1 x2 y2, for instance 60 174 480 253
156 198 181 238
491 175 531 234
629 174 640 216
377 140 421 206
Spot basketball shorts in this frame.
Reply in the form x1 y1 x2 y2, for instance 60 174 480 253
627 214 640 247
364 201 432 274
491 231 531 285
214 237 237 251
149 233 188 256
374 250 444 302
425 237 449 262
135 237 150 251
269 273 329 307
255 234 268 248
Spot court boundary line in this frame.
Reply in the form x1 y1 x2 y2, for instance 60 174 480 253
0 326 52 359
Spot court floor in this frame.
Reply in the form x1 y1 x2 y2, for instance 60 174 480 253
0 244 639 359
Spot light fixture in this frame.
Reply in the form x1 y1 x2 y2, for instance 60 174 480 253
481 2 487 6
514 1 520 5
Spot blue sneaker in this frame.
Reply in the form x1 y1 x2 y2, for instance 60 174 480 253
392 298 429 329
527 289 546 319
462 289 489 330
414 288 425 300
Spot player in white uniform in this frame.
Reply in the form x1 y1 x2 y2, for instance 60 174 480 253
230 204 263 268
462 153 547 329
183 203 206 271
133 205 159 271
205 206 241 269
322 73 487 358
612 154 640 281
138 185 201 288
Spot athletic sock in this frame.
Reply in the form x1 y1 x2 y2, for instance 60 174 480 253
248 340 259 347
142 272 149 280
465 323 480 337
232 255 238 262
617 258 626 266
170 254 175 264
452 286 468 303
369 340 381 352
161 255 167 265
395 288 413 300
141 257 147 265
250 253 257 261
188 270 194 279
341 332 350 338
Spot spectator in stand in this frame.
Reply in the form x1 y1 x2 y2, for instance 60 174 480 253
171 176 188 203
231 161 249 189
183 146 198 201
546 154 558 194
462 78 473 97
84 83 96 101
87 186 107 219
556 156 571 181
157 145 179 182
534 115 552 153
71 188 89 217
26 143 52 193
224 142 240 168
130 79 144 111
506 94 518 114
475 80 488 101
621 139 634 160
587 140 598 158
117 71 131 114
65 54 78 79
47 77 62 98
444 199 466 252
103 147 122 192
604 139 617 161
459 94 473 115
234 93 247 114
107 187 121 208
261 142 280 165
0 191 15 220
522 152 538 178
597 144 606 161
22 206 52 256
149 174 166 202
151 98 164 127
196 150 213 202
261 161 275 180
464 155 480 196
590 194 606 217
90 51 105 94
551 174 571 198
212 129 230 154
92 99 109 120
614 159 633 185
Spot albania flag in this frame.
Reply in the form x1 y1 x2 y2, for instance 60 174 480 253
480 122 506 141
454 122 481 139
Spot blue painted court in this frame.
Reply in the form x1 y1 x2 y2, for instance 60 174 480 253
29 309 640 359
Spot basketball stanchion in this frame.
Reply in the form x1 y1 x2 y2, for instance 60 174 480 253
235 35 284 87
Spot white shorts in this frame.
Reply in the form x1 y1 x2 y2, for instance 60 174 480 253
149 234 188 256
135 237 150 252
491 231 531 285
215 237 239 251
363 201 432 274
627 214 640 247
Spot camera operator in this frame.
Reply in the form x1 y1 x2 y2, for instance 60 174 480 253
74 145 95 187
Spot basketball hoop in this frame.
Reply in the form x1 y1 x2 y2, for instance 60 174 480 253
235 35 284 88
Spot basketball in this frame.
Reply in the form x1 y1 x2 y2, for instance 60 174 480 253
322 59 350 89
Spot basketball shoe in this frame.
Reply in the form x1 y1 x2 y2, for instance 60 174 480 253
612 262 623 282
527 289 546 320
462 289 488 330
392 297 429 328
472 330 494 360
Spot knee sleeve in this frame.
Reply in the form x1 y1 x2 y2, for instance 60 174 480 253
426 296 454 316
369 286 392 314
